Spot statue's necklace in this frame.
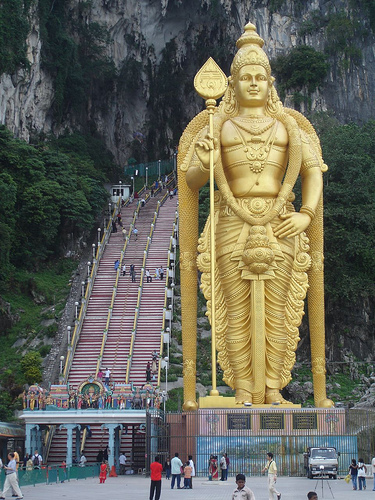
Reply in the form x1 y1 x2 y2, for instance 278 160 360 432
231 118 278 174
233 116 276 136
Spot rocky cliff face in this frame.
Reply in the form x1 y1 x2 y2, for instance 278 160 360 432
1 0 374 164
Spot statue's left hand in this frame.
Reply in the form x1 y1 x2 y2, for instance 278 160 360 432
273 212 311 239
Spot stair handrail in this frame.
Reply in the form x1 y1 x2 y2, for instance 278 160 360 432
80 427 87 454
125 206 160 383
95 218 133 377
63 197 122 382
43 424 56 463
157 211 178 387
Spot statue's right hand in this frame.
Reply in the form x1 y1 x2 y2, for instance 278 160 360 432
195 134 219 170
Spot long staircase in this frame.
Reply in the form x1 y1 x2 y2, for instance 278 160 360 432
100 196 159 382
128 195 178 387
47 188 178 466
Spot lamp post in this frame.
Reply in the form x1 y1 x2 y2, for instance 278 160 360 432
92 243 96 259
75 302 79 319
173 150 177 177
162 356 169 397
145 167 148 188
170 282 175 314
158 160 161 180
109 201 112 218
119 180 122 203
87 261 91 277
168 304 172 333
81 281 85 298
131 176 135 196
97 227 101 245
60 355 65 375
67 325 71 345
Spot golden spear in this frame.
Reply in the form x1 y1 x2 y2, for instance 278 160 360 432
194 58 227 396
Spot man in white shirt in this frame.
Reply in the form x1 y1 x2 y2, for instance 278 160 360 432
171 452 183 490
261 452 281 500
104 368 111 386
220 453 227 481
119 452 127 475
0 452 23 499
32 450 42 469
79 453 87 467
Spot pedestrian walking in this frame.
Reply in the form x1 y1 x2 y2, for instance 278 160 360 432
261 452 281 500
146 269 152 283
104 368 111 386
225 453 230 477
232 473 255 500
149 456 163 500
220 452 227 481
349 458 358 490
0 452 23 499
122 263 126 276
119 452 126 475
188 455 195 489
183 461 192 489
114 259 120 271
171 452 183 489
164 457 171 480
159 266 164 280
133 227 138 241
358 458 367 490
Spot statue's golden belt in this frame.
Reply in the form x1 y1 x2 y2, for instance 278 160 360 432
219 196 284 218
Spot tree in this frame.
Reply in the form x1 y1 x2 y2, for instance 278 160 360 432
20 351 43 385
320 120 375 301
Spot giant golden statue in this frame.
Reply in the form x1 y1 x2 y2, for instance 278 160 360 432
178 23 333 409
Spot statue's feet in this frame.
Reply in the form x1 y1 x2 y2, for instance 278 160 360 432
265 390 290 404
235 389 252 405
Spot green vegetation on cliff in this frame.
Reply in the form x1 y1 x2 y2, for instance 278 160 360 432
0 127 120 279
0 0 31 76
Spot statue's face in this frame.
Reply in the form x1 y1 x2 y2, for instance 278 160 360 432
234 64 269 109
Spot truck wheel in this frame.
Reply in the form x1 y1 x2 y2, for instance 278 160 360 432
333 474 337 480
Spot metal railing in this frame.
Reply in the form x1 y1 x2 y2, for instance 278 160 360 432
157 210 178 387
94 216 134 377
62 198 122 382
125 198 163 383
0 464 100 488
145 408 375 478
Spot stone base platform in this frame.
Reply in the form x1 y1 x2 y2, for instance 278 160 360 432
198 395 301 409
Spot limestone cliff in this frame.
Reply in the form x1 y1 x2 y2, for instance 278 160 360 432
1 0 374 164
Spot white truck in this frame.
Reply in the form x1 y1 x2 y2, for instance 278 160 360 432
304 446 339 479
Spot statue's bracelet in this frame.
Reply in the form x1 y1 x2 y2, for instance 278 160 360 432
300 205 315 220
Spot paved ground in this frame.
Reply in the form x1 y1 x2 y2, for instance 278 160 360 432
14 474 375 499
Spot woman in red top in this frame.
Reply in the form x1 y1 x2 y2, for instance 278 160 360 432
99 460 107 483
149 455 163 500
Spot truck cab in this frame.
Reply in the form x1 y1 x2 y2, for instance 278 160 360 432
304 447 339 479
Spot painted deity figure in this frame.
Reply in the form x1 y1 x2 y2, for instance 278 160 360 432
178 23 333 408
